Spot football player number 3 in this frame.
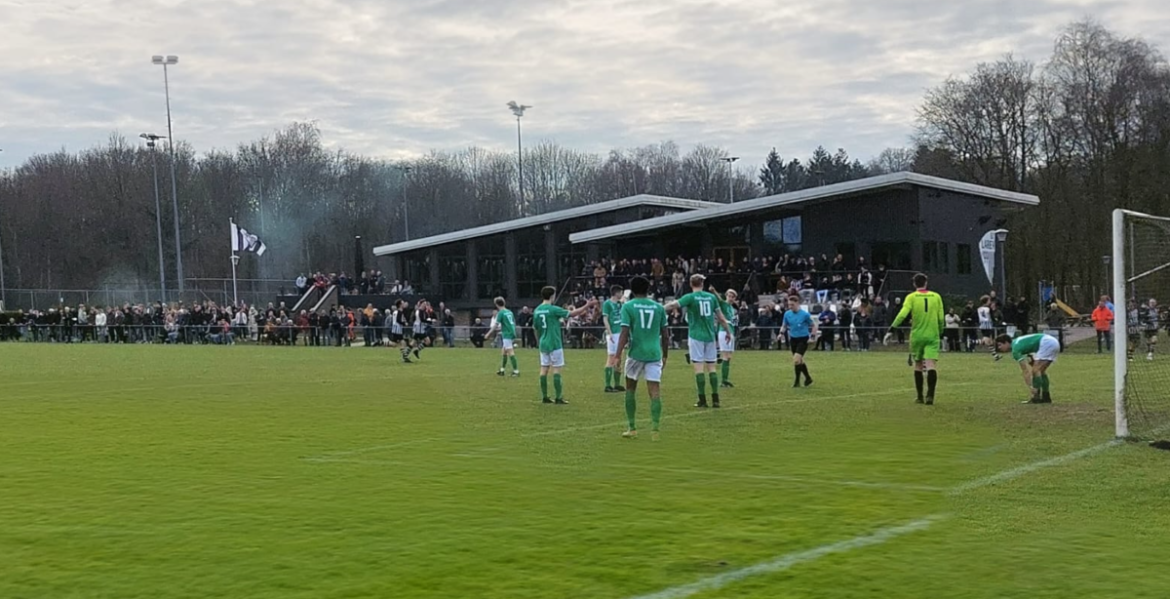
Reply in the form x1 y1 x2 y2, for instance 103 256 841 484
538 314 546 328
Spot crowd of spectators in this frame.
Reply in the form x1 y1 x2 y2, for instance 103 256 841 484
571 253 890 305
0 299 458 348
293 271 416 298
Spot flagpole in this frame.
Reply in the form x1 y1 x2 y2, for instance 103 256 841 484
230 218 240 307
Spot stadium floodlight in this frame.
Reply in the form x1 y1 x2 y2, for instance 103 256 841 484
507 102 532 207
140 134 169 303
152 53 183 294
721 156 740 203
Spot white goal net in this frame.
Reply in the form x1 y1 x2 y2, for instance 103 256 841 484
1113 209 1170 440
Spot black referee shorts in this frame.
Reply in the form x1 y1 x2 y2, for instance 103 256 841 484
790 336 810 356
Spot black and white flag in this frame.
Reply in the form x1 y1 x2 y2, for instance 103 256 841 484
230 222 267 256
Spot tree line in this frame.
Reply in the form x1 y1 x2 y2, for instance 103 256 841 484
0 125 877 293
0 18 1166 308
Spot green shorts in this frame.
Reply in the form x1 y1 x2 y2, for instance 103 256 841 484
910 337 941 361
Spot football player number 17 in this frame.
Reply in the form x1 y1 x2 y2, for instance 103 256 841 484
638 308 656 329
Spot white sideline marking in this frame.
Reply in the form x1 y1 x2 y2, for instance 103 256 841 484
625 516 944 599
307 384 981 458
520 385 979 439
949 439 1123 494
607 464 948 493
304 438 438 461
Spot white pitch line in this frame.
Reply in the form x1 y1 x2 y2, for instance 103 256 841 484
948 439 1123 494
521 384 978 439
607 463 948 493
625 516 944 599
303 437 438 461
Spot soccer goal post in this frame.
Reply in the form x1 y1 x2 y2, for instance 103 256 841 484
1113 209 1170 439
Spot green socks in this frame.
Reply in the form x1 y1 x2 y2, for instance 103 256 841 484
510 355 518 371
625 390 637 430
650 397 662 431
553 374 563 400
501 355 508 370
708 372 719 391
1040 374 1050 393
721 360 730 382
605 366 614 388
695 373 706 396
540 375 549 399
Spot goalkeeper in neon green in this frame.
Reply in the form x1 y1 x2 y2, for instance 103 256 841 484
886 273 945 405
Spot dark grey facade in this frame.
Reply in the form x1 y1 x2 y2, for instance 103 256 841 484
571 179 1033 299
373 198 716 308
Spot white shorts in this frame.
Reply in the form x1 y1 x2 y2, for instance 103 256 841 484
1035 335 1060 362
624 358 663 383
606 334 620 356
501 339 514 351
688 339 718 363
540 349 565 368
718 331 735 353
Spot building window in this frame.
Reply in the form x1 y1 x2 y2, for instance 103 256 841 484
871 242 912 270
762 215 803 254
957 244 973 275
922 241 949 274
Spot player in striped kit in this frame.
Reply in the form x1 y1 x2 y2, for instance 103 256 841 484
1142 298 1160 361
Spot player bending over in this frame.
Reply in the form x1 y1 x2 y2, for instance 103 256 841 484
714 288 739 388
886 273 945 405
601 285 627 393
484 297 520 376
665 274 732 408
616 276 669 439
533 287 597 404
780 295 818 387
996 332 1059 404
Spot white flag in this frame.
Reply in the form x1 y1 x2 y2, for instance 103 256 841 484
230 222 267 256
979 229 1008 285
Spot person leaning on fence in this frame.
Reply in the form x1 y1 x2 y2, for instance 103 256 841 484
1091 298 1114 353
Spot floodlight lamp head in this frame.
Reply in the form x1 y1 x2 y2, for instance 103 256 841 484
507 100 531 117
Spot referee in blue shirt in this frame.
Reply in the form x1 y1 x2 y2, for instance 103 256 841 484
780 295 819 387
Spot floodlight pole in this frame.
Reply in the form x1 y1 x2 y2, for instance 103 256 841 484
141 134 168 303
508 102 531 208
397 165 412 241
152 54 184 294
721 156 739 203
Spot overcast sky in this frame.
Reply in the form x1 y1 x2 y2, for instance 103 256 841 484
1 0 1167 170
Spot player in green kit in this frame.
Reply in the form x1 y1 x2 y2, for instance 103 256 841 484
533 286 597 404
996 332 1060 403
616 276 669 438
484 297 519 377
665 274 731 408
601 285 627 393
713 287 739 388
885 273 945 404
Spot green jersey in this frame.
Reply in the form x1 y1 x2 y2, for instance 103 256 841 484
533 304 570 353
495 308 516 340
677 291 720 342
1011 333 1046 362
718 297 738 329
620 298 667 362
891 290 945 341
602 299 623 335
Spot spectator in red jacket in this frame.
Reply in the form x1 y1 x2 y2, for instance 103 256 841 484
1092 298 1114 353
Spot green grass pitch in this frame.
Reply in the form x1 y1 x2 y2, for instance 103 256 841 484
1 343 1168 598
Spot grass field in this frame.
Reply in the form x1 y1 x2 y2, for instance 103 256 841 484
2 343 1168 599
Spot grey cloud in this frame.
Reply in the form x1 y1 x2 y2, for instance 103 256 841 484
0 0 1168 172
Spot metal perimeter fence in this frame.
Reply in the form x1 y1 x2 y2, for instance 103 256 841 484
0 279 291 311
0 323 1072 353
